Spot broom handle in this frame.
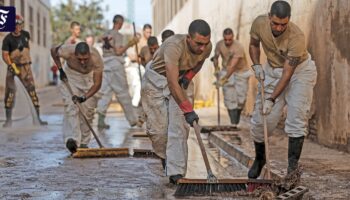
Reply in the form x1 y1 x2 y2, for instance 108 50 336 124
132 22 142 82
193 121 213 174
63 80 104 148
260 81 271 179
216 73 221 126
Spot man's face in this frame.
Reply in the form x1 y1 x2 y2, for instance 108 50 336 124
187 33 211 55
148 44 159 55
85 36 94 46
76 53 90 66
71 25 81 37
223 34 234 47
269 14 289 37
143 28 152 39
14 23 23 34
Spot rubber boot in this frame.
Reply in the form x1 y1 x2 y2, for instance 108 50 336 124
66 138 78 154
161 158 166 170
169 174 183 184
248 142 266 179
97 113 110 129
35 107 48 125
3 108 12 128
228 109 238 126
236 109 243 124
287 136 305 174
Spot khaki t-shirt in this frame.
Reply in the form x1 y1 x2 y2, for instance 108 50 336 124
214 39 248 72
64 36 82 45
140 46 152 66
151 34 212 76
250 15 308 68
58 44 104 74
102 29 125 61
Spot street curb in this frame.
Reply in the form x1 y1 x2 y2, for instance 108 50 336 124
208 131 284 180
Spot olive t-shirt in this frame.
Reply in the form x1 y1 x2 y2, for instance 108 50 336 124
151 34 212 76
250 15 308 68
214 39 248 72
58 44 104 74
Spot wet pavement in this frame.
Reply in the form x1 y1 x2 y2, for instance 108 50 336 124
0 87 250 200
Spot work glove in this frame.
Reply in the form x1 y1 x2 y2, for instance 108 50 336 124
214 66 220 76
184 111 199 127
8 63 20 75
59 68 68 82
251 64 265 81
262 98 274 115
72 95 87 104
102 36 113 50
127 36 139 47
214 77 228 88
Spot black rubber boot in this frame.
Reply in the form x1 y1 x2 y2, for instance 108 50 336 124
248 142 266 179
288 136 305 174
66 138 78 154
228 109 238 125
79 144 89 148
236 109 243 124
35 107 48 125
169 174 183 184
3 108 12 128
161 158 166 170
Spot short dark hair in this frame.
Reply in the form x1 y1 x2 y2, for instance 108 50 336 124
113 15 124 23
70 21 80 28
143 24 152 30
147 36 158 46
270 1 291 18
161 29 174 42
223 28 233 35
188 19 211 37
75 42 90 55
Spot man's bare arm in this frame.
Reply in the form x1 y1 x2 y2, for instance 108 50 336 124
84 71 102 99
269 57 299 100
249 37 260 64
2 51 12 65
166 63 187 105
50 45 63 69
223 57 240 79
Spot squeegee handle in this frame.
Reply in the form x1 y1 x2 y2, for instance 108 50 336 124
260 80 271 179
193 121 213 174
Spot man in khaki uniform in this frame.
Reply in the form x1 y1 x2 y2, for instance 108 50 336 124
96 15 140 129
51 42 103 153
2 15 47 127
212 28 252 128
141 19 212 184
65 21 82 45
161 29 175 43
139 36 159 67
248 1 317 178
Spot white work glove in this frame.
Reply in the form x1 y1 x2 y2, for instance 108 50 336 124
262 98 275 115
251 64 265 80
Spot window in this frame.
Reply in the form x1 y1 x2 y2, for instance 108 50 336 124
43 17 47 47
37 12 40 45
20 0 25 17
29 6 34 42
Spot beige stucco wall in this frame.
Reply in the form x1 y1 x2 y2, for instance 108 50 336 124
154 0 350 150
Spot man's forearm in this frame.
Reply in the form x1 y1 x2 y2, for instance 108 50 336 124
50 47 63 68
270 66 295 100
85 83 101 99
249 45 260 65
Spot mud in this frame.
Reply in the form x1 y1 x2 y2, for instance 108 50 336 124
0 88 253 200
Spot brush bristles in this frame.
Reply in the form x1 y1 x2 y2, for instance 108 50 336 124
174 183 247 196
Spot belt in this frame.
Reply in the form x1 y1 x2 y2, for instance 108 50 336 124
16 62 32 67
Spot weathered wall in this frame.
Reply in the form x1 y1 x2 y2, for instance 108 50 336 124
156 0 350 150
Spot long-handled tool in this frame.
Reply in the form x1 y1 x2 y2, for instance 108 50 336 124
216 70 221 126
260 80 271 179
175 121 247 196
57 66 129 158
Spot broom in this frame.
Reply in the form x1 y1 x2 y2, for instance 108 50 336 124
58 66 130 158
175 121 257 196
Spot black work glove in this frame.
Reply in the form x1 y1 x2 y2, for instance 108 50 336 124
178 75 190 90
59 68 68 82
184 111 199 127
72 95 87 104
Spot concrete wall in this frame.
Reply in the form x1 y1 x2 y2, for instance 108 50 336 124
0 0 52 89
154 0 350 150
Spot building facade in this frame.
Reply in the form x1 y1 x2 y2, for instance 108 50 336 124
152 0 350 152
0 0 52 89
